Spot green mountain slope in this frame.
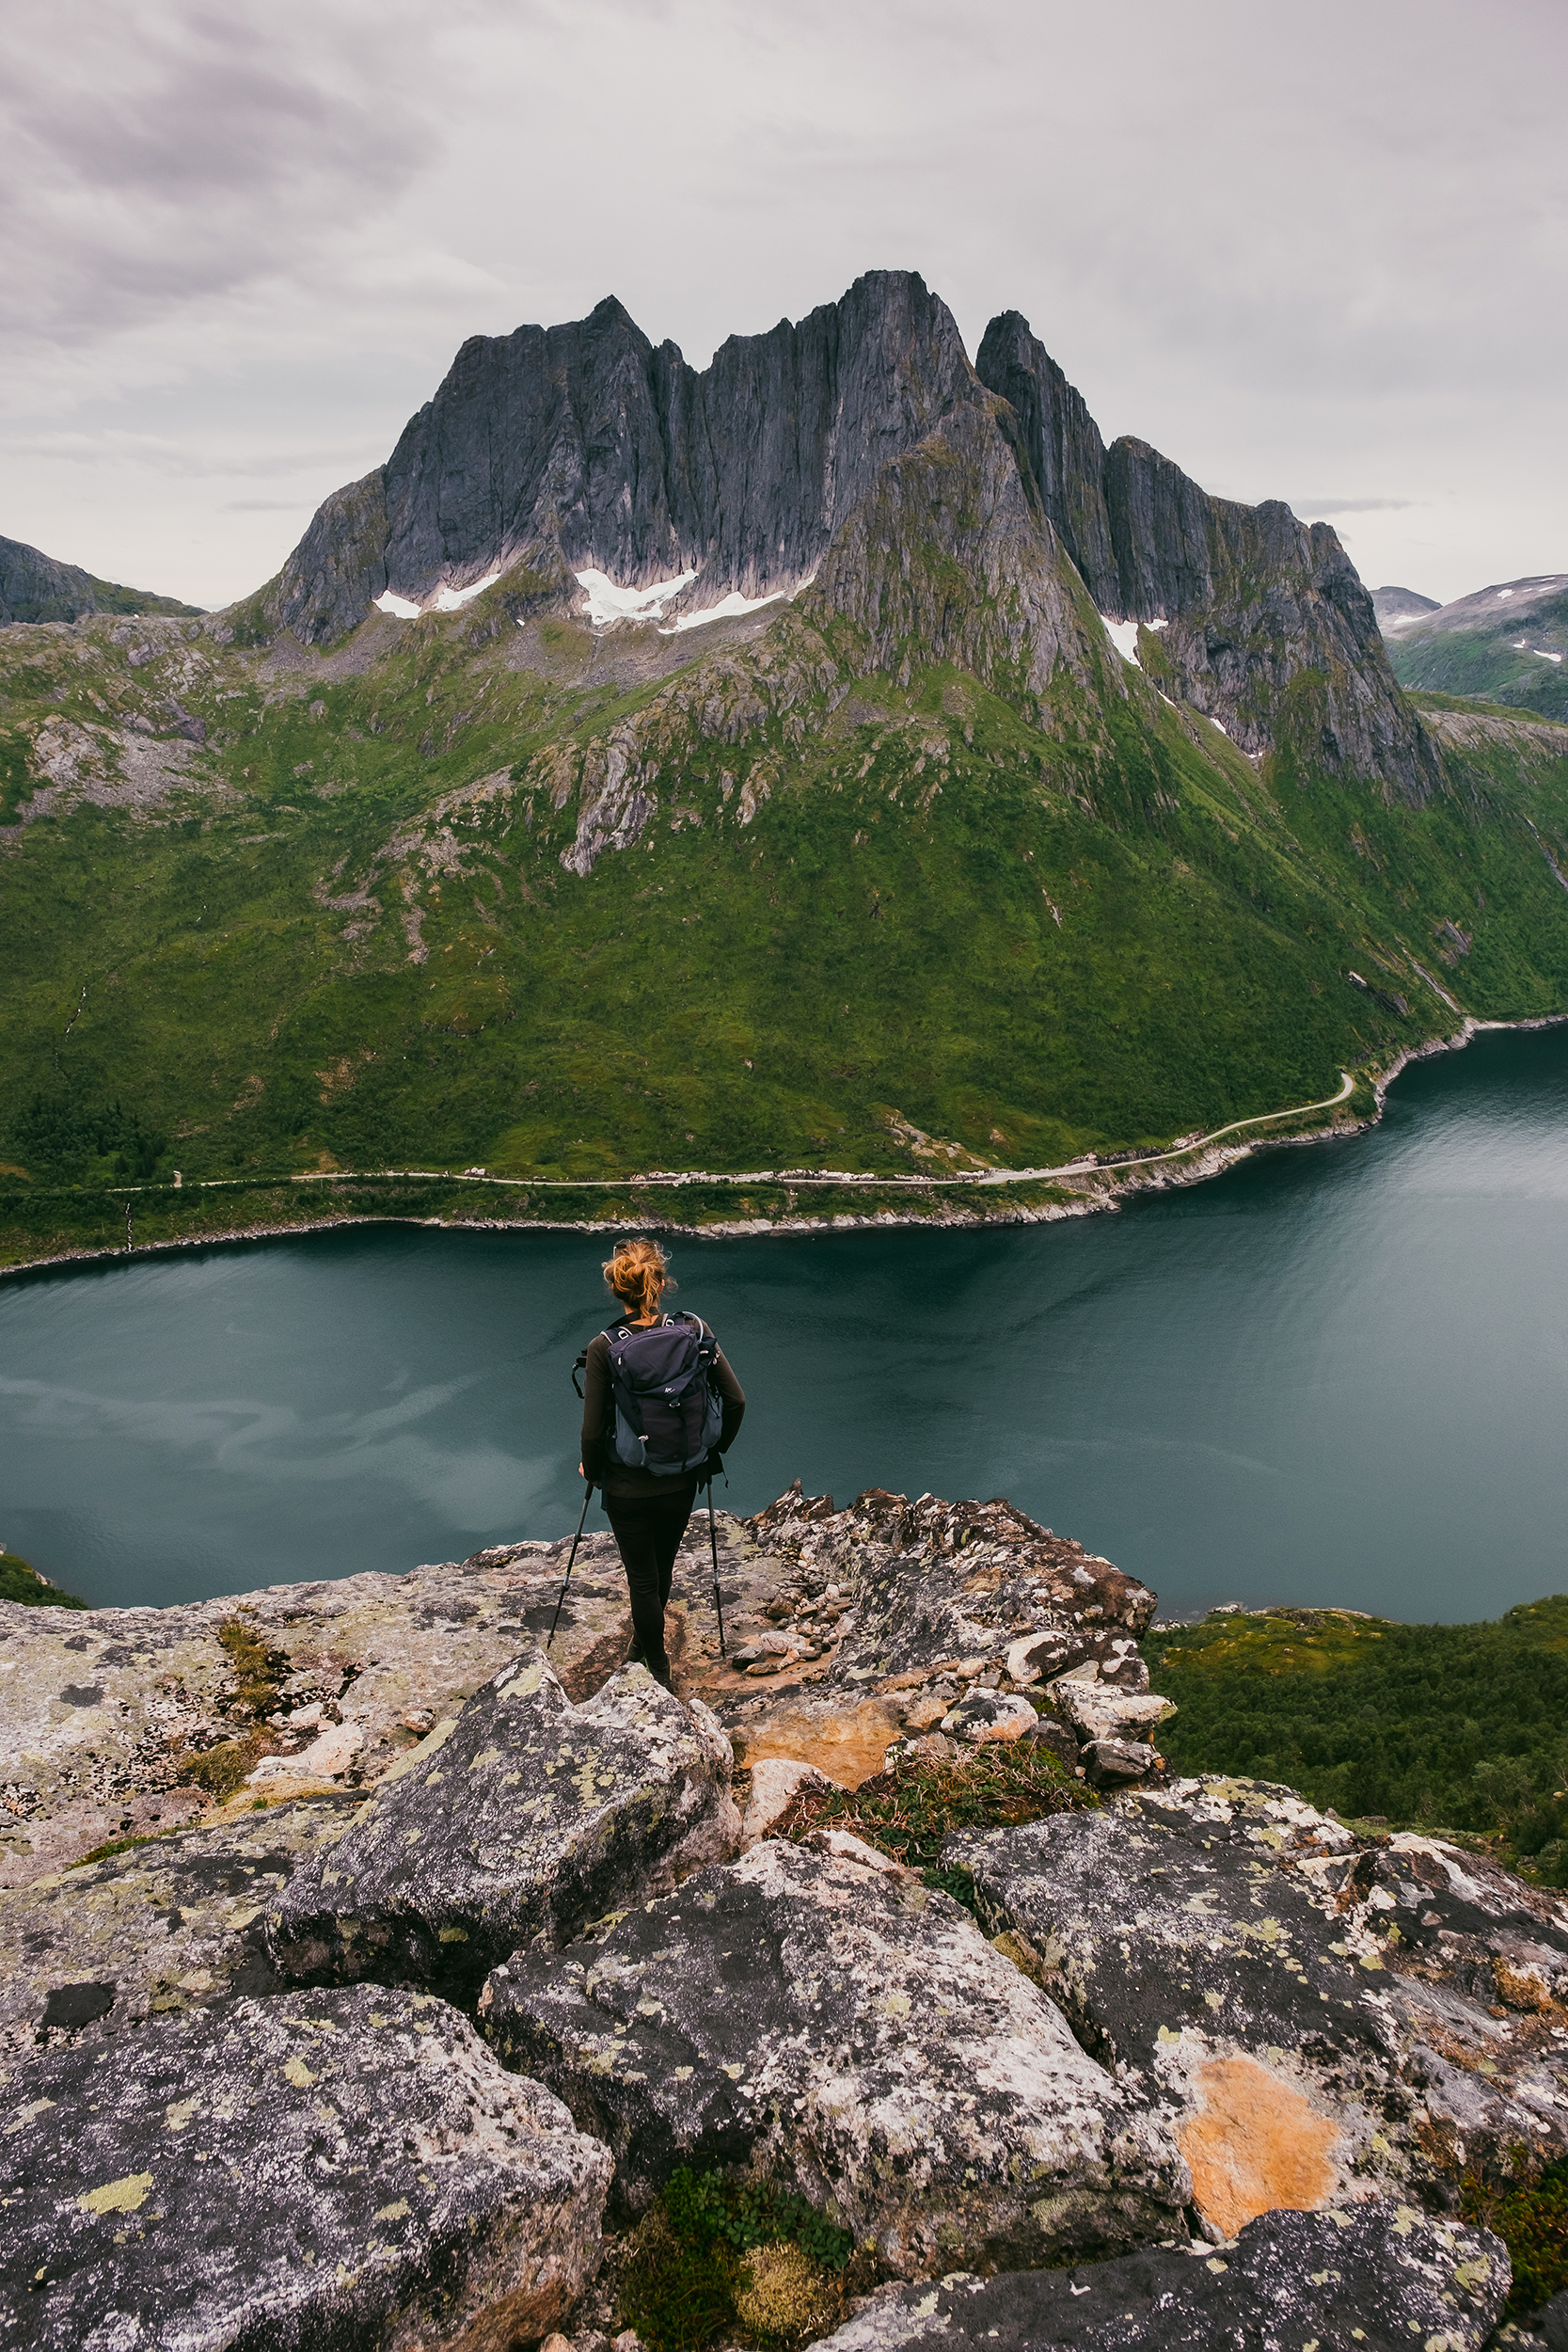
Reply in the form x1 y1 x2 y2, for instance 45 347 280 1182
2 580 1567 1270
3 276 1567 1268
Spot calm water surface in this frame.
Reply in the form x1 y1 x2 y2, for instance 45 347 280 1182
4 1026 1568 1621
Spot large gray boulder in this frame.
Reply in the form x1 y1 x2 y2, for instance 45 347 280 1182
0 1531 639 1891
266 1654 740 1998
0 1795 356 2062
801 2199 1508 2352
479 1834 1190 2277
0 1983 610 2349
948 1773 1568 2231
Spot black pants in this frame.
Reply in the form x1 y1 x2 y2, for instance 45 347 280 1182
604 1482 698 1686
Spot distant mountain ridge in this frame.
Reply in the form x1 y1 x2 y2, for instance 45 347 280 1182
1370 585 1440 629
0 533 201 628
264 270 1434 803
1384 575 1568 724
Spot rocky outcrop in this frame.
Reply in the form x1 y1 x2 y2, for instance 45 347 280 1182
5 1487 1558 2339
0 1982 610 2349
0 1794 355 2062
948 1774 1568 2229
807 395 1109 704
0 1530 638 1889
703 1485 1161 1788
0 532 198 628
974 311 1119 612
803 2200 1509 2352
267 1656 739 1998
479 1835 1191 2272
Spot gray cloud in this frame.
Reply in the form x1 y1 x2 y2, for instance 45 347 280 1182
1289 500 1418 518
0 0 1562 608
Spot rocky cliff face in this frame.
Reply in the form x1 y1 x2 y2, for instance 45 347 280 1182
272 272 977 645
972 337 1438 798
265 270 1432 796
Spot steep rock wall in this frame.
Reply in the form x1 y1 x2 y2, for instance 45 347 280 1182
272 271 978 644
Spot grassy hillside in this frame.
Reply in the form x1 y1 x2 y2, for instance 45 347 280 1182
1145 1599 1568 1883
2 583 1567 1268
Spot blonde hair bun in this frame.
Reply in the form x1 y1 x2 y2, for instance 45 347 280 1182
603 1236 673 1320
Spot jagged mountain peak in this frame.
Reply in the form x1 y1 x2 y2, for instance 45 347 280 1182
261 268 1432 798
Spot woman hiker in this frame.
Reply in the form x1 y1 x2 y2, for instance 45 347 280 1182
578 1237 745 1690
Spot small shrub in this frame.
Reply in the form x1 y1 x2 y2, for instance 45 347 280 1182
618 2168 851 2352
216 1616 289 1715
775 1737 1097 1905
177 1731 269 1801
735 2243 842 2344
1460 2148 1568 2319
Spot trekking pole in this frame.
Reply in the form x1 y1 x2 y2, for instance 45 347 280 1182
547 1481 593 1649
707 1476 726 1658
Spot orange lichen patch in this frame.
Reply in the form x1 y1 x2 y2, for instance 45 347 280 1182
1179 2055 1342 2238
740 1698 907 1790
1496 1958 1558 2014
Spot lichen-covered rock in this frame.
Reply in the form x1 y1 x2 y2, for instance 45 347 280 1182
0 1531 638 1890
478 1836 1190 2277
0 1796 356 2062
266 1655 740 1999
801 2200 1508 2352
940 1691 1037 1744
1081 1739 1159 1788
1043 1668 1174 1746
714 1488 1160 1784
948 1774 1568 2229
741 1757 837 1847
0 1983 611 2349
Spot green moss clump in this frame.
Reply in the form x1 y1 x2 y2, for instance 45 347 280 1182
775 1737 1096 1907
216 1615 290 1715
177 1730 269 1801
173 1615 293 1799
0 1550 88 1610
618 2169 851 2352
1460 2149 1568 2319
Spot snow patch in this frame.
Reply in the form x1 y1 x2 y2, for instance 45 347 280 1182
1099 613 1166 668
661 587 787 634
1209 716 1231 739
1497 588 1515 599
373 570 500 620
576 567 698 626
1532 648 1563 663
432 571 500 612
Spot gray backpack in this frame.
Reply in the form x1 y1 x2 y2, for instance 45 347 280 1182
576 1313 722 1476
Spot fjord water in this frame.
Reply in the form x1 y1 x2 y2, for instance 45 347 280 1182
4 1025 1567 1622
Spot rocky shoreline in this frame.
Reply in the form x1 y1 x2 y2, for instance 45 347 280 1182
0 1482 1563 2345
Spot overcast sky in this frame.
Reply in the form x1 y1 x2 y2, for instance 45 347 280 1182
2 0 1562 612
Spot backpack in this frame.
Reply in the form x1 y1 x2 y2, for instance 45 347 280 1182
576 1312 723 1477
